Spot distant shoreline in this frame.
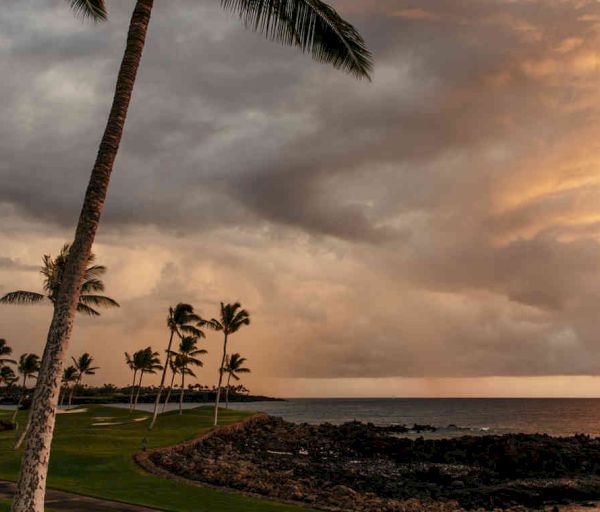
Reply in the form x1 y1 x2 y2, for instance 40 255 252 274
0 391 283 407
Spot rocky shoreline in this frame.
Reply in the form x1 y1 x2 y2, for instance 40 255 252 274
147 415 600 511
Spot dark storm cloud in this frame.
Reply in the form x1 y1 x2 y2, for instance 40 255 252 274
4 0 600 385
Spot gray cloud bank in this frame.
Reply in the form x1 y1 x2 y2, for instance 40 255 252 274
3 0 600 385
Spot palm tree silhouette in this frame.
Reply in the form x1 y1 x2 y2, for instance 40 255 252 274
162 357 179 413
0 366 17 389
132 347 162 411
210 302 250 425
60 366 78 408
0 244 119 317
0 339 16 367
15 1 372 507
224 353 251 409
174 337 206 415
124 352 137 410
149 304 207 429
12 354 40 423
68 353 99 407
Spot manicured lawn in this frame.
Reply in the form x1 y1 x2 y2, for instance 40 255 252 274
0 406 311 512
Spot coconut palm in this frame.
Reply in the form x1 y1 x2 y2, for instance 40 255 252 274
12 354 40 423
174 336 206 415
0 366 17 389
132 347 162 411
161 357 179 413
223 353 251 409
0 244 119 317
14 1 371 508
59 366 78 408
149 304 207 429
210 302 250 425
68 353 99 407
124 352 135 409
0 339 16 367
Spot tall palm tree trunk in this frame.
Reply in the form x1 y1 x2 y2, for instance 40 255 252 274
178 372 185 415
133 370 145 410
225 373 232 409
11 3 154 511
128 369 138 412
149 330 174 430
11 376 26 423
213 334 228 426
162 369 176 413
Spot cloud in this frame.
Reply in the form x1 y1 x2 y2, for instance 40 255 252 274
3 0 600 395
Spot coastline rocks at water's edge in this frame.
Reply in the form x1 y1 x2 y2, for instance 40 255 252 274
148 415 600 512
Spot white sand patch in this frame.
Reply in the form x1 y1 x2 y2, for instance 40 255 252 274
92 416 148 427
57 408 88 414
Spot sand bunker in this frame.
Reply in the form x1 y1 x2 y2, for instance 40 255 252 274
57 408 88 414
92 416 148 427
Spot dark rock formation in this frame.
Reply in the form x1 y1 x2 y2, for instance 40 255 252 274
149 416 600 511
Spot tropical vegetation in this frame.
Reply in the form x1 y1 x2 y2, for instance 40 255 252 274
68 353 99 407
12 354 40 423
210 302 251 425
128 347 162 411
59 366 78 407
149 304 207 429
0 244 119 317
171 336 207 414
223 353 251 409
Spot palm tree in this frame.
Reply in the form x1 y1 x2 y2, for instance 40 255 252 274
0 366 17 389
161 357 179 413
68 353 99 407
149 304 206 429
0 244 119 317
59 366 78 408
132 347 162 411
0 339 16 367
174 337 206 415
12 354 40 423
223 353 251 409
14 1 371 508
210 302 250 425
124 352 138 410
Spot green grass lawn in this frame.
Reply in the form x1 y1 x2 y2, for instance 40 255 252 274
0 405 311 512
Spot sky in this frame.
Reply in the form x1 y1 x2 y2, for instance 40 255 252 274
3 0 600 397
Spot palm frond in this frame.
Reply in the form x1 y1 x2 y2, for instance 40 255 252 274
220 0 372 79
80 278 105 293
67 0 107 21
0 290 46 305
84 264 107 280
76 303 101 317
180 325 202 337
79 294 120 308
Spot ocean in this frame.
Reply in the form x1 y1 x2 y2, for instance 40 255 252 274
226 398 600 438
7 398 600 438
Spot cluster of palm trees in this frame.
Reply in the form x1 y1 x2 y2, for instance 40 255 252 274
125 347 161 411
60 353 99 407
0 343 99 414
129 301 252 429
1 247 254 427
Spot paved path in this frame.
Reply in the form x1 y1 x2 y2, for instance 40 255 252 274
0 481 162 511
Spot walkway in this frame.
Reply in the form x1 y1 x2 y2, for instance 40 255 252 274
0 481 161 511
